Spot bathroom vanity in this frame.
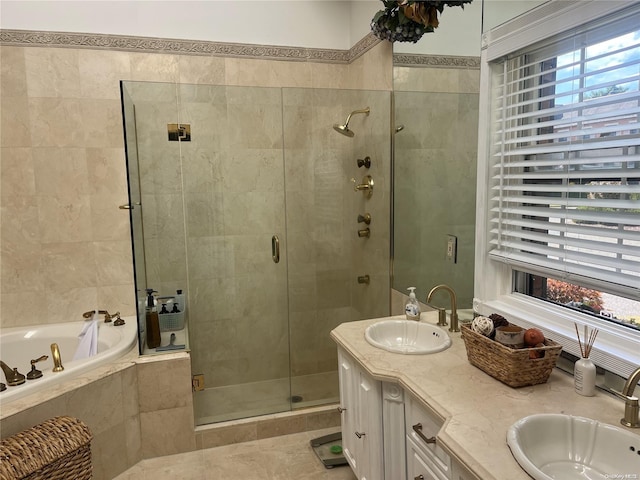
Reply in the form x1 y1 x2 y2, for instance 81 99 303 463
331 314 640 480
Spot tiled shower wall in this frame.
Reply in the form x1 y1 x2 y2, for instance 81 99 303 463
283 88 391 380
0 39 392 329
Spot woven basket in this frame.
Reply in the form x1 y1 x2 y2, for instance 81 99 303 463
0 416 92 480
460 324 563 388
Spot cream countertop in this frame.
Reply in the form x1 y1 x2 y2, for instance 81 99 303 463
330 313 640 480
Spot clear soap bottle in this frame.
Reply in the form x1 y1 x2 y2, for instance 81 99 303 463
405 287 421 321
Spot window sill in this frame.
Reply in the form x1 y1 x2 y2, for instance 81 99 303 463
479 293 640 380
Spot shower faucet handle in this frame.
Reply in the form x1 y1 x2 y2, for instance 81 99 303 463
357 156 371 168
351 176 374 198
357 213 371 225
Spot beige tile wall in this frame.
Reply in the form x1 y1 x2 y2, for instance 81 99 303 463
0 39 392 329
283 88 391 381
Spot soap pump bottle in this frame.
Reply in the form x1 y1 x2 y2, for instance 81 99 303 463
405 287 421 321
145 288 161 349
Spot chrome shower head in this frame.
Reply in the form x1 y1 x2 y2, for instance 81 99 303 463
333 107 370 137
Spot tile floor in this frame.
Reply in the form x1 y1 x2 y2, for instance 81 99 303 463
114 427 357 480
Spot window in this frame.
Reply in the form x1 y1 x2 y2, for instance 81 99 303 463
476 1 640 379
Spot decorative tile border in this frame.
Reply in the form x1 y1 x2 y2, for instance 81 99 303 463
393 52 480 69
0 29 383 64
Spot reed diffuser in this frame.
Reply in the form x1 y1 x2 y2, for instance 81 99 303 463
574 323 599 396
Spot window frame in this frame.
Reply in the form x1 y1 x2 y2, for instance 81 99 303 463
475 0 640 380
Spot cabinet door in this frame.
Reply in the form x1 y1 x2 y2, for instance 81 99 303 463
338 348 358 472
405 394 451 478
407 437 449 480
356 367 383 480
337 347 384 480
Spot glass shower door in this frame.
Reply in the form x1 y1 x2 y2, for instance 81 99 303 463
121 82 292 424
177 84 291 424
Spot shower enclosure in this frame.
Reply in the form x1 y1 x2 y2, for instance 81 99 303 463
121 81 391 425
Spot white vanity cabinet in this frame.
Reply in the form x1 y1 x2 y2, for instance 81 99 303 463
337 346 473 480
338 347 384 480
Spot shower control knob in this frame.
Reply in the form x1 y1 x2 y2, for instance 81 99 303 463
357 156 371 168
357 213 371 225
351 176 374 198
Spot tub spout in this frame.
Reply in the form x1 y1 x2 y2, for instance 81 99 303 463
0 361 26 386
50 343 64 372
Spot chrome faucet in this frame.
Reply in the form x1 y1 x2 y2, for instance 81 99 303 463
614 366 640 428
0 361 26 386
427 284 459 333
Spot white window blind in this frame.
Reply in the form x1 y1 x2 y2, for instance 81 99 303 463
488 6 640 300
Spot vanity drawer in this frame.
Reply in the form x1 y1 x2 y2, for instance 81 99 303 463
405 394 451 476
407 437 449 480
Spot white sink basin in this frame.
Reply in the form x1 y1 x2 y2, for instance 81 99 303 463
364 320 451 354
507 414 640 479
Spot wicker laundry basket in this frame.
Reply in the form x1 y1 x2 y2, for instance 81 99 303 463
0 416 92 480
461 324 563 388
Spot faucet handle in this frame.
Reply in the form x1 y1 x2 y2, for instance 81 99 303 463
27 355 48 380
426 303 447 327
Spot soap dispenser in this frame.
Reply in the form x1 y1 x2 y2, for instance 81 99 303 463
145 288 161 349
405 287 421 321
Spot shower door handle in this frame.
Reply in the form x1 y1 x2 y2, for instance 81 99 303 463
272 235 280 263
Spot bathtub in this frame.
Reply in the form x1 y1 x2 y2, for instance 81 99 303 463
0 318 137 404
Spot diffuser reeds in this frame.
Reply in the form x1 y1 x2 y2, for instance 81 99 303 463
574 323 599 359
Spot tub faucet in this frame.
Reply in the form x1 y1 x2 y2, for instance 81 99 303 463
427 284 459 333
82 309 121 324
0 361 26 386
614 366 640 428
